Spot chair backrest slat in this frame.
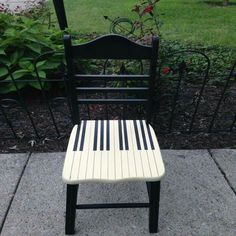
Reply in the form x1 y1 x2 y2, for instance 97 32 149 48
77 99 148 105
64 34 159 124
76 87 149 93
74 74 150 81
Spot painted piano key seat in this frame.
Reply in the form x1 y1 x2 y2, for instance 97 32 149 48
63 120 165 183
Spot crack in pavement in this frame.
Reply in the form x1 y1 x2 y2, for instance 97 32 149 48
208 149 236 196
0 152 32 234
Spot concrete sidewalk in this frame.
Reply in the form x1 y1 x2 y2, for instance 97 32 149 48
0 150 235 236
0 0 44 13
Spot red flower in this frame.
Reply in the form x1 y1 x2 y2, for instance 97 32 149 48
143 5 153 14
162 67 171 75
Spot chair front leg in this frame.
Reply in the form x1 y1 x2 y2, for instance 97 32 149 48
65 184 78 235
149 181 160 233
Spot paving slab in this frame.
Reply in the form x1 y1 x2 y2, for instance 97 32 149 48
1 150 236 236
0 153 29 229
160 150 236 236
0 152 66 236
0 0 44 13
210 149 236 192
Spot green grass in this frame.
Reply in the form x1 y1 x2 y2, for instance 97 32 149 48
49 0 236 48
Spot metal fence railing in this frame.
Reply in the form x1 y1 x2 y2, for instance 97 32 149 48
0 50 235 142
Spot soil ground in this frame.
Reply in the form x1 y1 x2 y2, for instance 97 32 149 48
0 83 236 153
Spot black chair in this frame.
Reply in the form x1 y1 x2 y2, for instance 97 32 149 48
63 34 165 234
53 0 67 30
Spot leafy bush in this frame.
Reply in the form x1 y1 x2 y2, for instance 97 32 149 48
159 39 236 84
0 8 63 94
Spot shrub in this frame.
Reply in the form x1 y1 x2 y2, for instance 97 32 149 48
0 5 63 94
159 39 236 84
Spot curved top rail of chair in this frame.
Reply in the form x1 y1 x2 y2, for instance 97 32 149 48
63 34 159 60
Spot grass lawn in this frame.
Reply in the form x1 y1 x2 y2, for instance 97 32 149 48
49 0 236 48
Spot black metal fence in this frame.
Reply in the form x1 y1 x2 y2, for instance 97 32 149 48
0 50 235 143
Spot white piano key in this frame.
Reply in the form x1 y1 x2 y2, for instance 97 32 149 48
93 120 102 180
85 121 96 179
70 121 85 181
108 120 116 180
101 120 108 179
142 120 159 177
149 124 165 178
136 120 151 177
128 121 144 178
78 121 94 180
126 120 137 178
114 120 123 179
120 120 130 179
62 125 78 182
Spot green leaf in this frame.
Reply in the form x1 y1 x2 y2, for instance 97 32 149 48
26 43 41 54
0 49 5 55
36 60 46 67
39 62 60 70
0 67 8 77
10 51 23 64
19 59 33 70
0 82 26 94
32 70 46 79
30 81 45 90
5 69 29 81
0 55 10 66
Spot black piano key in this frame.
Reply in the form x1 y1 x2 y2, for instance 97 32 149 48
118 120 123 150
133 120 141 150
140 120 148 150
123 120 129 150
100 120 104 150
79 120 87 151
73 122 82 151
93 120 99 151
146 122 154 150
106 120 110 150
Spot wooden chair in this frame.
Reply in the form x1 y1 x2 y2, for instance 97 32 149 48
63 34 165 235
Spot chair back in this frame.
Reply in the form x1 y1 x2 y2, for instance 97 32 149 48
53 0 68 30
64 34 159 124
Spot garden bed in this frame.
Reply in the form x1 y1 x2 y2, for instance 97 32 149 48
1 82 236 153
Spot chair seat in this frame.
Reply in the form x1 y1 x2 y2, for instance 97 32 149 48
63 120 165 184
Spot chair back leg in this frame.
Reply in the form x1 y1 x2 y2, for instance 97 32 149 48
149 181 161 233
66 184 79 235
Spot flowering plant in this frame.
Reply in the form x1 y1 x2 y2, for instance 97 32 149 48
131 0 162 38
162 67 171 75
